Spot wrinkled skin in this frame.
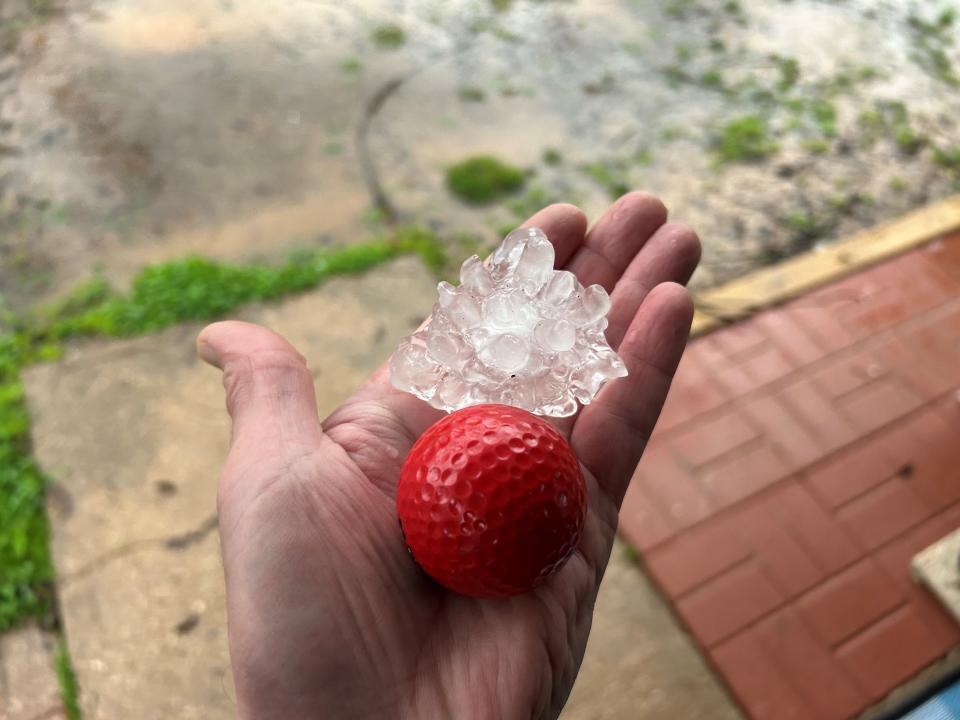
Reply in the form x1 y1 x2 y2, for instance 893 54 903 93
198 193 701 720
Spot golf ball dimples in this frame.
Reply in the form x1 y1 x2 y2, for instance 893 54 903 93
397 404 586 597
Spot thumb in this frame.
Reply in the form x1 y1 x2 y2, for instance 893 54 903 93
197 320 324 452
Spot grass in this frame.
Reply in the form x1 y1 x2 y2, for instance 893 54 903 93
858 101 927 155
711 115 779 164
370 23 406 50
542 148 563 166
338 57 363 74
774 55 801 91
457 86 486 102
581 160 631 199
56 639 81 720
0 228 445 633
934 145 960 179
907 6 959 86
446 156 526 204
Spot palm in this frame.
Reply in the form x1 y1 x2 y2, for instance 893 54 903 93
199 195 700 720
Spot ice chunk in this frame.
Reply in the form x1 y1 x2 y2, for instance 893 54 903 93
390 227 628 416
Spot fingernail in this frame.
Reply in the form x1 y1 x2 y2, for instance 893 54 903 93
196 337 220 367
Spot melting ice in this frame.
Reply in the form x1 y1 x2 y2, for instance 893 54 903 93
390 227 628 417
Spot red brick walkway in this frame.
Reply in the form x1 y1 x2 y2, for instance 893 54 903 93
620 232 960 719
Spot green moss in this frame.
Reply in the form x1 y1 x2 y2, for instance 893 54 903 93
809 99 837 137
621 544 642 567
889 176 909 191
56 640 81 720
660 125 691 141
338 57 363 73
457 86 486 102
542 148 563 166
635 146 654 165
664 0 699 20
712 115 779 165
490 0 513 10
908 7 959 86
370 23 406 50
700 68 725 91
856 102 927 155
582 160 631 199
775 56 801 91
803 138 830 155
505 186 562 223
0 230 444 630
934 145 960 176
446 155 526 204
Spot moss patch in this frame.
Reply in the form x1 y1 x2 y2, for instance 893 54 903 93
0 228 444 631
446 155 526 204
457 86 486 102
56 639 81 720
712 114 779 164
370 23 406 50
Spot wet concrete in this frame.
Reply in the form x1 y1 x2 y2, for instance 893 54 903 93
0 0 958 308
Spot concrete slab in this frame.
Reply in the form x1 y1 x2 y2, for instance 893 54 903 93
562 543 741 720
0 623 65 720
913 528 960 625
23 258 435 719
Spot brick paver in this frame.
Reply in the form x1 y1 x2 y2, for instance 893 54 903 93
621 231 960 719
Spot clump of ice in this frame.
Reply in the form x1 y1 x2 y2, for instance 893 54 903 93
390 227 628 417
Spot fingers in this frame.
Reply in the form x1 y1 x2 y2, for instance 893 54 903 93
605 222 701 350
520 203 588 268
197 321 324 451
564 192 669 291
572 283 694 504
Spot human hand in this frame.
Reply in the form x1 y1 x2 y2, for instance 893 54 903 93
197 193 700 720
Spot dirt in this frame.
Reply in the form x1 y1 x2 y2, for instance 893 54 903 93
0 0 958 306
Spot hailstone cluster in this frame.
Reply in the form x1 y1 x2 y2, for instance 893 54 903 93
390 227 628 417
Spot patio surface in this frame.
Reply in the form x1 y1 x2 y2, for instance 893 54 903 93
620 231 960 719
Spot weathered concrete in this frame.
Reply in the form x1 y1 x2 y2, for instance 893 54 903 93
23 258 435 719
562 543 741 720
0 622 65 720
23 255 739 718
913 527 960 625
4 0 960 308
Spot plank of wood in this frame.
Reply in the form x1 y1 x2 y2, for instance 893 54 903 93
691 195 960 336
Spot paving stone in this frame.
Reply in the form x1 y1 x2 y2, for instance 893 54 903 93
0 623 65 720
22 259 436 719
676 560 784 647
729 491 824 598
623 236 960 720
561 543 741 720
644 515 749 597
836 605 947 702
753 607 866 719
837 477 932 551
710 631 809 720
795 558 903 647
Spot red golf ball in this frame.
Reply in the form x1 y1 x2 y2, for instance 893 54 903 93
397 404 586 597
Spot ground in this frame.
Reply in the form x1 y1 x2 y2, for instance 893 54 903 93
18 259 741 719
3 0 960 716
1 0 960 308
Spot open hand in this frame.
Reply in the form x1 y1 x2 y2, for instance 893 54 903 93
197 193 700 720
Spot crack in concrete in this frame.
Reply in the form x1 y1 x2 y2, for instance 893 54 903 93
355 73 413 223
58 513 218 587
